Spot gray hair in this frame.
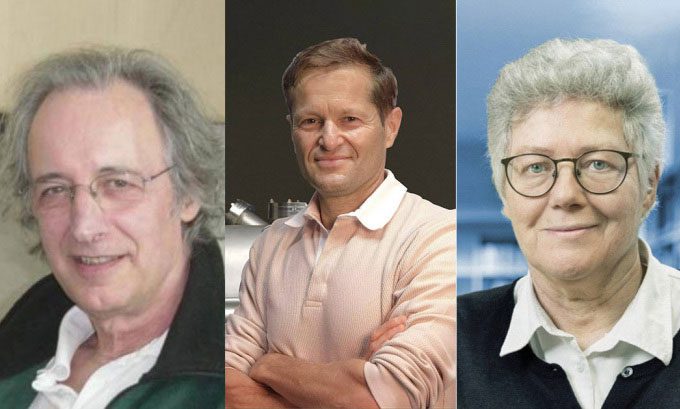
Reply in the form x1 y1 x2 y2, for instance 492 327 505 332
0 47 224 250
487 38 665 202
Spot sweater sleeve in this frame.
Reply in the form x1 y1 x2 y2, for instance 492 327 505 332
364 214 456 409
225 241 268 374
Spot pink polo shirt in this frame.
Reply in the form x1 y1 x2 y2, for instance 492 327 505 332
225 171 456 408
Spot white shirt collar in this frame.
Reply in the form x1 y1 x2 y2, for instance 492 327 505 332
285 169 407 231
32 305 168 398
33 306 95 386
500 239 675 365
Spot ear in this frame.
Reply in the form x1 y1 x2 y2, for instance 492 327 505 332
642 164 660 214
383 107 402 149
180 197 201 223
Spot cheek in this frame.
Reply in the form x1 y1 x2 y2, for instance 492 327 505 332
349 139 378 163
598 197 642 233
37 218 73 270
506 198 544 229
38 217 68 248
293 132 314 151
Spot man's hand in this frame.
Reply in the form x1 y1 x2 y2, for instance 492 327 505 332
363 315 407 360
225 367 296 408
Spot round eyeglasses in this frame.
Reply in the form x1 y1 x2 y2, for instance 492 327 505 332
500 150 638 198
30 166 175 215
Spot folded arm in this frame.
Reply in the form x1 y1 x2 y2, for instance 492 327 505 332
225 368 295 409
250 353 379 409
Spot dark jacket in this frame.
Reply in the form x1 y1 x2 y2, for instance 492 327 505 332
458 282 680 409
0 239 225 408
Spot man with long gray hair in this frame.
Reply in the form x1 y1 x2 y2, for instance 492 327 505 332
0 47 225 408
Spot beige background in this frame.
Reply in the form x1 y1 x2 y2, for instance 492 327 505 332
0 0 225 318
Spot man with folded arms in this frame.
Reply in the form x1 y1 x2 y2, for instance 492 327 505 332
226 38 456 409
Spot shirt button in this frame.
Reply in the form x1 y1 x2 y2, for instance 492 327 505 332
621 367 634 378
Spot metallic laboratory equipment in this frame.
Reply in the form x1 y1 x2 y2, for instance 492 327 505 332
226 199 267 226
267 199 307 223
224 199 306 319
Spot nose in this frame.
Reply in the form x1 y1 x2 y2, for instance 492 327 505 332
548 162 586 208
69 186 109 243
319 121 342 150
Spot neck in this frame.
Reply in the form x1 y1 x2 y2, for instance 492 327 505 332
85 254 190 361
531 244 644 350
318 172 385 229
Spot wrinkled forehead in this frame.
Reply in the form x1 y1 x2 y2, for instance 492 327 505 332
507 99 626 155
291 65 374 104
27 81 167 178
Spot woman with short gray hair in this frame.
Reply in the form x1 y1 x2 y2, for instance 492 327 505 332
459 38 680 408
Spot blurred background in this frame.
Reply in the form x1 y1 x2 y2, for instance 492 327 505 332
226 0 455 220
457 0 680 294
0 0 225 318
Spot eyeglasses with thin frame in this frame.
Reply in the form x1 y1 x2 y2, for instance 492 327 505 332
500 150 639 198
30 165 175 214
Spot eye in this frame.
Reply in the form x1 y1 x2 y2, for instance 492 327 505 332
40 185 69 197
589 160 609 171
298 118 322 130
99 174 143 192
110 179 130 188
345 116 357 122
528 163 545 173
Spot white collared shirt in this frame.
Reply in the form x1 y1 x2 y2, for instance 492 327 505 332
285 169 407 260
500 240 680 409
29 306 167 409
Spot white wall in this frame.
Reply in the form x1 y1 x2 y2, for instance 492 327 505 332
0 0 225 118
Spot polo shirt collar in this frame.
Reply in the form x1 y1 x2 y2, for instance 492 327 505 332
32 306 167 390
500 239 674 365
285 169 407 231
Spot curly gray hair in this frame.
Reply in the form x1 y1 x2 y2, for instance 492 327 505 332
1 47 224 250
487 38 665 203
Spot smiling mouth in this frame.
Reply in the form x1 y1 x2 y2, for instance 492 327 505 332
75 255 123 265
316 157 348 162
314 157 350 167
545 225 597 235
550 224 596 231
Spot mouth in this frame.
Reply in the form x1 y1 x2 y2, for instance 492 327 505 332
71 254 127 278
75 255 124 265
314 156 350 167
544 224 597 236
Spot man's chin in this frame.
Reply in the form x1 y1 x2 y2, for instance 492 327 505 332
310 176 351 197
72 290 130 317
